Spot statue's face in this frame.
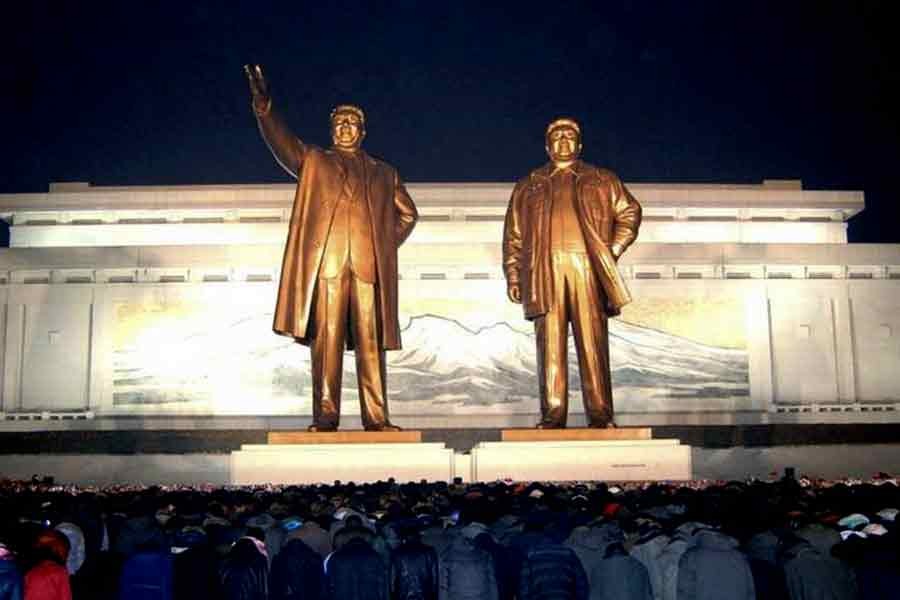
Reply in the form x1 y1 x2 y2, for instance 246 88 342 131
546 126 582 163
331 111 365 150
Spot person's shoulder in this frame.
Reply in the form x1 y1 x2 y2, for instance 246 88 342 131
530 162 554 179
514 163 551 190
579 162 620 182
354 150 393 171
312 145 336 159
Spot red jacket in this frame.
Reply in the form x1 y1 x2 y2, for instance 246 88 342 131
25 560 71 600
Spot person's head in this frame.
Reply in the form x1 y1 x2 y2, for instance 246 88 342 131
545 118 582 165
343 514 364 529
330 105 366 151
33 529 70 566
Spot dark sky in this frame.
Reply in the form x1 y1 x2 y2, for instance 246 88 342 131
3 1 898 242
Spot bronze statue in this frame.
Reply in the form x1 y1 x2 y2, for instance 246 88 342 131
503 118 642 428
245 65 418 432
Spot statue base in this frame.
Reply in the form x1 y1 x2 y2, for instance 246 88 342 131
231 441 454 485
470 437 691 482
230 427 691 484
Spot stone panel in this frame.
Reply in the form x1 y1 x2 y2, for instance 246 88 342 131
850 283 900 402
769 293 838 404
20 299 92 411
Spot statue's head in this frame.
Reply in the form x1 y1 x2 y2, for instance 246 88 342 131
330 104 366 151
545 118 582 165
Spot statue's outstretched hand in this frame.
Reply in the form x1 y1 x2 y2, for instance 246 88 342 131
244 64 270 114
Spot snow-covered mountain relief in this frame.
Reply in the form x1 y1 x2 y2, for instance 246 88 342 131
111 300 749 414
390 313 748 413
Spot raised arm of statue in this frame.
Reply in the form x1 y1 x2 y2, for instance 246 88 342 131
244 64 306 179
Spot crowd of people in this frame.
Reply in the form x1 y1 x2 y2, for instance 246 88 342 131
0 474 897 599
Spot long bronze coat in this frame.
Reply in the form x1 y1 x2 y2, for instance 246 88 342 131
257 106 418 350
502 160 642 319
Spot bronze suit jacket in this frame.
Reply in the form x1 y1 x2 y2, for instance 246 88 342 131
502 160 641 319
257 105 418 350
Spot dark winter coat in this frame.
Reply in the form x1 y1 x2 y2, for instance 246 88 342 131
219 538 268 600
438 534 498 600
780 537 856 600
269 538 324 600
390 539 438 600
629 530 670 600
173 544 219 600
744 532 789 600
0 558 23 600
112 516 166 558
565 523 636 591
518 539 589 600
287 522 332 559
325 537 388 600
118 551 174 600
586 543 652 600
473 533 516 600
675 529 755 600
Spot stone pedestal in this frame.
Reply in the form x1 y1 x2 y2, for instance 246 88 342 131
230 442 454 485
469 438 692 482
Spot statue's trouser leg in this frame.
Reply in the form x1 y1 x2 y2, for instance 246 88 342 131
535 252 613 427
534 252 572 427
348 276 389 429
566 253 613 426
310 275 349 429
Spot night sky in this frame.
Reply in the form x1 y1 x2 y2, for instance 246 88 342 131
3 1 898 243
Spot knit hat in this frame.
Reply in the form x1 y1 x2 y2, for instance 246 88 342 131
245 514 276 531
863 523 888 536
54 522 85 575
876 508 897 522
280 517 303 532
34 529 70 564
837 513 869 529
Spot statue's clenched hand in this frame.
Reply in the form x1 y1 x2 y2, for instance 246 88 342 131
507 283 521 304
243 64 270 114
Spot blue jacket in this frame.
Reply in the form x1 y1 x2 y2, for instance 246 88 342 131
0 559 23 600
518 538 589 600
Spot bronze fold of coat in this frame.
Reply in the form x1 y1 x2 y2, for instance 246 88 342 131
257 103 418 350
502 160 641 319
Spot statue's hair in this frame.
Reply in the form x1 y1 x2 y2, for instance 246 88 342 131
331 104 366 124
545 117 581 137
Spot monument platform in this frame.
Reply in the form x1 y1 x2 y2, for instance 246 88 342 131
501 427 652 442
470 438 691 482
267 430 421 444
231 427 689 484
231 442 456 485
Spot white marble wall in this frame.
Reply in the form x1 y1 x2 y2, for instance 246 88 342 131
0 181 897 423
0 243 898 419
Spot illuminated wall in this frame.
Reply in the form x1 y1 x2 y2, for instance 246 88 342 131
1 180 898 423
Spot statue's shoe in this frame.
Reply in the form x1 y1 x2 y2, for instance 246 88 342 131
307 424 337 432
588 421 617 429
366 423 403 432
535 421 565 429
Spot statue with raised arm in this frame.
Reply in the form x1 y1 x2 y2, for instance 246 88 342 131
245 65 418 431
503 118 641 429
